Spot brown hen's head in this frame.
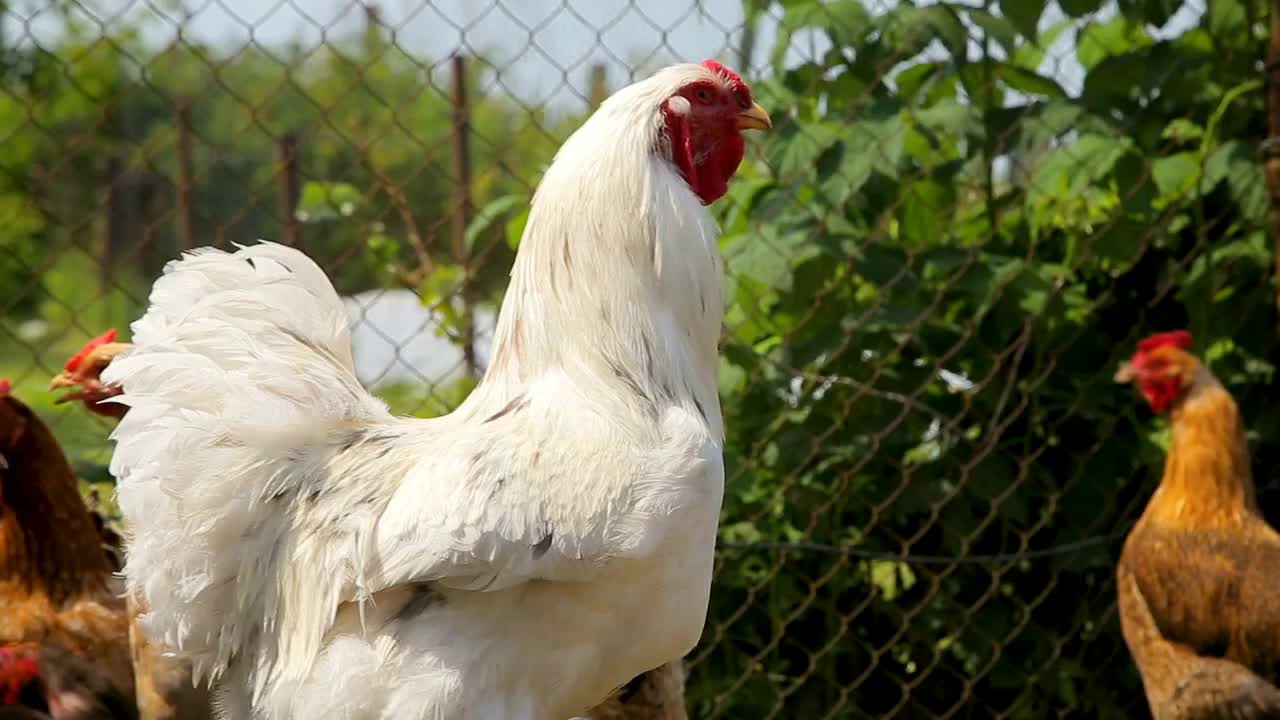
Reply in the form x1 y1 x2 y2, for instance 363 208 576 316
0 644 136 720
48 331 127 420
0 644 46 712
1113 330 1201 414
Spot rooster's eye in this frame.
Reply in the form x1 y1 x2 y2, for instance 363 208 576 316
694 87 713 103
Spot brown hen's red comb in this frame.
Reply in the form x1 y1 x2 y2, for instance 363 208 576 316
701 59 750 100
64 328 118 372
0 643 40 704
0 379 9 397
1136 330 1192 354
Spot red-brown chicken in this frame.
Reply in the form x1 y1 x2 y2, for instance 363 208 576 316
0 380 135 719
47 339 211 720
0 641 140 720
1114 330 1280 719
48 331 127 421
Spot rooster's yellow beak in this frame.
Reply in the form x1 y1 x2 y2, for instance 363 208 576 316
737 103 772 131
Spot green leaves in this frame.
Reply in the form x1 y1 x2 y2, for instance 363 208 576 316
997 64 1068 99
1204 141 1268 223
999 0 1047 39
769 0 871 70
1151 153 1199 200
869 560 917 601
897 179 956 248
720 12 1276 716
1077 15 1151 71
1119 0 1186 27
880 5 969 61
766 120 841 180
832 114 907 193
725 226 810 292
966 9 1020 55
296 181 362 222
1207 0 1248 36
464 194 521 252
1026 134 1138 228
1162 118 1204 143
1059 0 1106 17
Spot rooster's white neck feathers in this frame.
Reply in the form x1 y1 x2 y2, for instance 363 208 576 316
477 65 726 435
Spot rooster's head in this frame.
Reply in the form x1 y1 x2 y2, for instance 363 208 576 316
652 60 770 205
1114 330 1199 414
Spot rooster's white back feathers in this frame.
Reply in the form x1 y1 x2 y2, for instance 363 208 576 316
106 63 733 720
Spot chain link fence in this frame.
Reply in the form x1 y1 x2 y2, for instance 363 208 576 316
1 0 1276 717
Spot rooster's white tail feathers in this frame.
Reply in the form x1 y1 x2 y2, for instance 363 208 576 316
103 241 393 687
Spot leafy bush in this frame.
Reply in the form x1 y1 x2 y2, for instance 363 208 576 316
688 0 1275 717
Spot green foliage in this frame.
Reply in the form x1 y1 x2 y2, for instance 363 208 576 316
0 12 576 329
694 0 1275 717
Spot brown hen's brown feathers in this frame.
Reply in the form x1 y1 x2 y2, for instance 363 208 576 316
584 661 688 720
0 391 134 716
44 336 216 720
1117 345 1280 719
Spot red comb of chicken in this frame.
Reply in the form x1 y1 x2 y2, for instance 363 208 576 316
49 331 129 420
64 330 118 372
700 59 750 99
1135 330 1193 355
0 380 10 398
0 644 41 705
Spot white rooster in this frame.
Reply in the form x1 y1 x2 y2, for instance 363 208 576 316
102 60 770 719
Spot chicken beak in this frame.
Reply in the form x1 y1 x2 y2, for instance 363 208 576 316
737 102 772 131
49 372 77 391
50 371 85 405
1113 362 1137 384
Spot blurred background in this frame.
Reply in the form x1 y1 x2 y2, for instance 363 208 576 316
0 0 1274 716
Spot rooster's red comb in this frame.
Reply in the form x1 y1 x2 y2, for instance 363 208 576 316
0 379 9 397
1135 330 1193 355
64 328 118 372
701 59 750 101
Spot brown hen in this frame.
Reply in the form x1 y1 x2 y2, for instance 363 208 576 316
0 381 134 719
1115 330 1280 719
49 336 211 720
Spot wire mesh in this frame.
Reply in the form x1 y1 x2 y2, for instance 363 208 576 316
0 0 1274 718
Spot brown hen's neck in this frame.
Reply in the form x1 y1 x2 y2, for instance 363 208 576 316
0 399 111 604
1148 373 1257 529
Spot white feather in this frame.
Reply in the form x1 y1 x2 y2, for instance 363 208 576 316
109 62 733 720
